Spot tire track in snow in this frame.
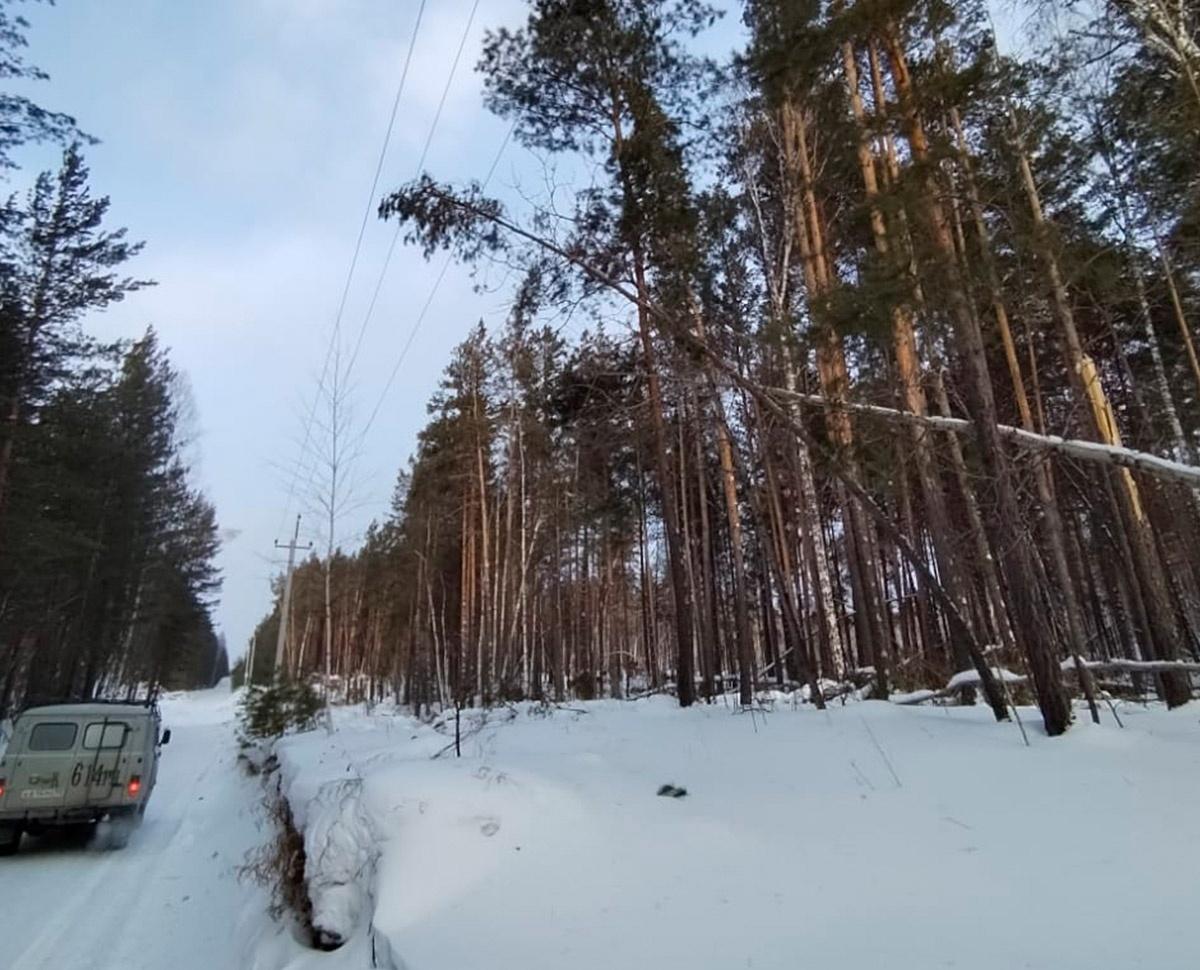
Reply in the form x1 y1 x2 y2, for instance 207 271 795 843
6 849 120 969
8 727 216 969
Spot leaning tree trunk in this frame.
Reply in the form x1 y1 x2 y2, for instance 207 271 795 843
842 39 981 683
884 26 1072 733
1008 109 1191 708
946 101 1097 720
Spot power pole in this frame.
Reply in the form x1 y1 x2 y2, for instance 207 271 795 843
245 633 257 688
274 514 313 680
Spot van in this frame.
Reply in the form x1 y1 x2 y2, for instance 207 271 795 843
0 700 171 854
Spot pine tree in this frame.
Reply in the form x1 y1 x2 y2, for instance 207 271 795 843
0 0 82 172
477 0 724 706
0 144 148 546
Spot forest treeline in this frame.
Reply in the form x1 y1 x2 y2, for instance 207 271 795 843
0 1 226 715
249 0 1200 735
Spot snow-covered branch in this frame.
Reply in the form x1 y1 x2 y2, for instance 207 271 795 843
765 387 1200 488
1062 656 1200 675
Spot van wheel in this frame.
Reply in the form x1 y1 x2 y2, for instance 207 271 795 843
70 823 98 847
0 823 21 857
104 815 137 850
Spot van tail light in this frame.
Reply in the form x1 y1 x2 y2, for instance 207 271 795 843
126 776 141 797
0 778 6 798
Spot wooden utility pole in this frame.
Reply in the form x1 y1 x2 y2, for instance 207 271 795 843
274 515 312 680
245 633 257 688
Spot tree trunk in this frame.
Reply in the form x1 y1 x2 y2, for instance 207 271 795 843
1008 108 1191 707
884 27 1072 733
714 406 755 705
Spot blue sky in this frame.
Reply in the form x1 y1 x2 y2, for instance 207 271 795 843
5 0 750 658
7 1 1022 658
7 0 528 655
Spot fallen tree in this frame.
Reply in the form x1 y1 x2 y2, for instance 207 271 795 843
892 658 1200 707
766 389 1200 490
379 177 1200 731
1060 657 1200 675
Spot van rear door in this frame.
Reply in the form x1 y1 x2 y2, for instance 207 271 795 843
63 719 131 809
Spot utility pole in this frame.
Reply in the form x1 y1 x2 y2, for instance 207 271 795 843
245 633 257 688
274 514 313 680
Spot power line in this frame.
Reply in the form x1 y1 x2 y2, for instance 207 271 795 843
357 121 515 443
299 0 489 507
344 0 483 380
274 0 430 541
287 0 504 549
358 255 454 437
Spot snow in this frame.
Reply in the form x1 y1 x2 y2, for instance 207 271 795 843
889 687 938 704
946 665 1025 689
894 667 1026 703
266 695 1200 970
4 684 1197 969
0 682 265 970
300 777 379 947
1061 655 1200 672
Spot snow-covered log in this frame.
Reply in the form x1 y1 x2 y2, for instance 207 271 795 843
302 778 380 950
1061 657 1200 675
767 388 1200 489
891 668 1027 706
892 658 1200 706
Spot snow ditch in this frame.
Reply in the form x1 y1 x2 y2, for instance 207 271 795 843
246 696 1200 970
258 704 585 965
243 731 386 956
298 777 379 949
248 740 384 954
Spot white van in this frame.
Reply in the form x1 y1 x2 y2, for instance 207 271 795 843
0 700 171 854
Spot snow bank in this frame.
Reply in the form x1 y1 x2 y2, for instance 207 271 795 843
262 696 1200 970
299 778 379 948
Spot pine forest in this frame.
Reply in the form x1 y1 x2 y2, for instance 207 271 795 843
244 0 1200 736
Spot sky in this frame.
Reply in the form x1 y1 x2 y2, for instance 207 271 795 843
6 0 1022 659
6 0 544 656
4 0 754 659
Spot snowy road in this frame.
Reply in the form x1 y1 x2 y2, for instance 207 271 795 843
0 686 263 970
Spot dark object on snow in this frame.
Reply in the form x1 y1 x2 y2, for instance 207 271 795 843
657 783 688 798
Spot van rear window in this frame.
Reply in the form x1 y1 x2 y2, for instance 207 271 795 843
28 723 78 751
83 723 128 750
